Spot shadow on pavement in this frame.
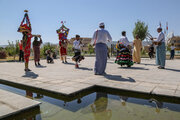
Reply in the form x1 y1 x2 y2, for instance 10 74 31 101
22 71 39 79
140 63 157 66
78 67 93 71
104 74 136 82
118 66 149 70
36 65 47 68
165 68 180 72
64 62 75 65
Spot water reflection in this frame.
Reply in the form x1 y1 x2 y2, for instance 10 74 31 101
91 92 112 120
119 96 128 106
1 84 180 120
149 98 163 113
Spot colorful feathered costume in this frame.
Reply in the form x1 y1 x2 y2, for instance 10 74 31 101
56 22 69 63
18 10 33 71
115 42 134 67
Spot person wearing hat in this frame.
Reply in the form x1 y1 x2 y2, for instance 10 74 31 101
151 27 166 69
91 22 112 75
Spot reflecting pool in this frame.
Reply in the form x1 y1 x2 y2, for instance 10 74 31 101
0 84 180 120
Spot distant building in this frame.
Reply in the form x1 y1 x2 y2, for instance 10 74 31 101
168 36 180 50
69 37 92 52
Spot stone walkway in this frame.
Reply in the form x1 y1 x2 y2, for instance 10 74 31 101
0 89 40 119
0 57 180 98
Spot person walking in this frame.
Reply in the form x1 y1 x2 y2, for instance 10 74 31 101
170 43 175 60
133 35 142 64
19 40 24 62
91 22 112 75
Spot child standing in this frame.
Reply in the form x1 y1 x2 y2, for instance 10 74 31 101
170 43 175 60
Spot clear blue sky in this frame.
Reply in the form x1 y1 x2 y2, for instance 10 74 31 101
0 0 180 45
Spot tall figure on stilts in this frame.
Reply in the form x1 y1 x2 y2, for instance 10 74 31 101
18 10 35 71
56 21 70 63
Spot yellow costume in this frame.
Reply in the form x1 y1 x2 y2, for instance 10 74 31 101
133 39 142 63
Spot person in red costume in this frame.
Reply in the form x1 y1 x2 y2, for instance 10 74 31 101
56 22 69 63
59 40 68 63
21 25 35 71
18 10 35 71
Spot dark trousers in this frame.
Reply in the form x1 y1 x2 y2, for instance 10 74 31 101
47 56 53 63
148 52 154 59
74 51 81 62
170 50 175 59
19 50 24 62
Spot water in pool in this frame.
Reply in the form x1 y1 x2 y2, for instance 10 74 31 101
0 84 180 120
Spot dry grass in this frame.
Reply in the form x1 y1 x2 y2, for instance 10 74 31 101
0 56 33 62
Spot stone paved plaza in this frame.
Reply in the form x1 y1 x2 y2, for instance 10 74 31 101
0 57 180 98
0 89 40 119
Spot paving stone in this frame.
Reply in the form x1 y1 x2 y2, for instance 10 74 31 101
0 89 40 119
152 87 176 96
0 57 180 98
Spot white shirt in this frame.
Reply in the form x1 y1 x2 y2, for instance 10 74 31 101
171 46 175 50
73 40 81 50
91 28 112 45
156 32 165 42
118 36 130 47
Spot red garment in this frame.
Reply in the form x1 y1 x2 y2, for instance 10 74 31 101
59 41 67 56
19 43 23 50
24 33 32 63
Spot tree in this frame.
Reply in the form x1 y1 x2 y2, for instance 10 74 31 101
133 20 148 41
40 42 57 58
5 40 19 60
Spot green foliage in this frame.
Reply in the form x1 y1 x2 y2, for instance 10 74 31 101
88 44 94 54
0 48 7 59
133 20 148 41
166 44 171 52
40 42 57 58
5 40 19 60
67 44 74 56
141 48 146 55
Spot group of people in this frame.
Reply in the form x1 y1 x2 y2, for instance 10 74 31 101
18 11 170 74
18 23 168 74
91 23 168 75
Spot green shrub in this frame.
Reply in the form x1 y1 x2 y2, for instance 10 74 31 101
0 50 7 59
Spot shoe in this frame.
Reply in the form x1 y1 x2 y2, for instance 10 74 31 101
158 66 165 69
38 62 41 66
65 61 68 63
24 69 31 72
102 72 107 75
75 64 79 68
94 73 101 75
62 61 64 63
35 63 37 66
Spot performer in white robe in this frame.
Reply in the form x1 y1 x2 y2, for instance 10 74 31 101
91 22 112 75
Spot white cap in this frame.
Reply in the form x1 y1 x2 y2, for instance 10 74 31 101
157 26 162 30
99 22 105 27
